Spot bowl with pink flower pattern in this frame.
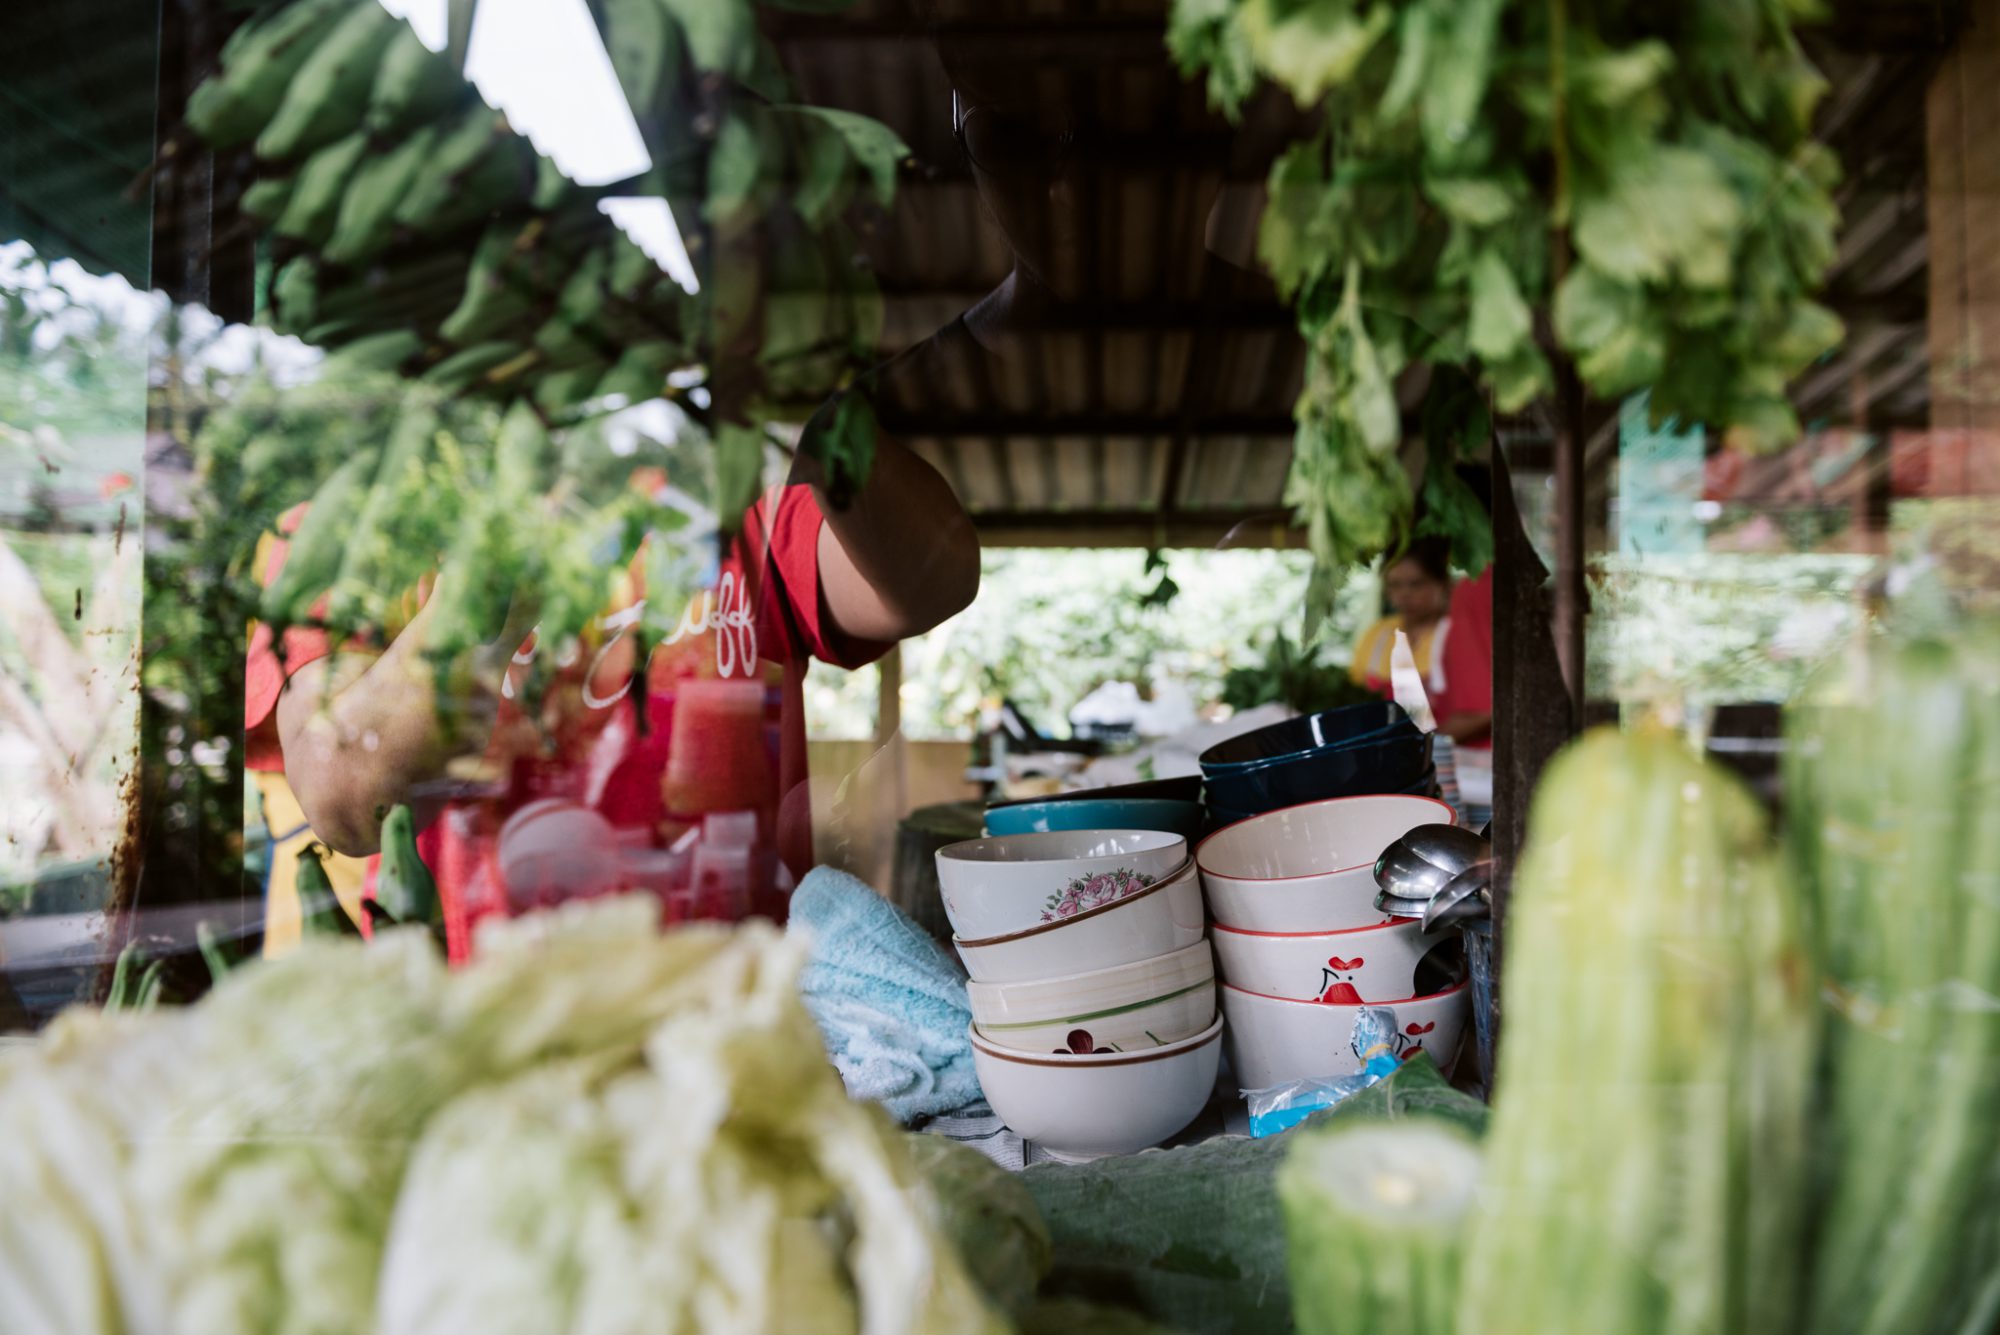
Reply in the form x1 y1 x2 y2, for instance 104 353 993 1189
954 860 1205 984
935 828 1188 941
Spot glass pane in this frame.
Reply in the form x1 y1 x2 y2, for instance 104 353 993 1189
1 2 158 1023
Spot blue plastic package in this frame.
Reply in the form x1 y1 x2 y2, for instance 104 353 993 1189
1242 1006 1409 1136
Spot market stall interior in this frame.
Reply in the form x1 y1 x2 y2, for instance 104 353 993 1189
3 0 1999 1330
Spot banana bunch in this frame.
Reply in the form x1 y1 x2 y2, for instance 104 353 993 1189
199 0 905 415
197 0 742 422
257 1 400 161
185 0 356 148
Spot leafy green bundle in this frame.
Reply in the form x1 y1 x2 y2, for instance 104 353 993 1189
1168 0 1843 626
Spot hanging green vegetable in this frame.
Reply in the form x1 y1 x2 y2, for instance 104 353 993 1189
1458 726 1816 1335
1785 624 2000 1335
375 804 442 937
296 842 358 938
1168 0 1843 629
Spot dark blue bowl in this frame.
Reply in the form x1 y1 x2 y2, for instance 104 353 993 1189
1198 701 1412 774
1208 763 1438 825
985 774 1204 810
1201 728 1435 816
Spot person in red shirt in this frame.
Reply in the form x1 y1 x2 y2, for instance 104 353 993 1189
1420 466 1496 828
1429 564 1494 825
247 416 978 960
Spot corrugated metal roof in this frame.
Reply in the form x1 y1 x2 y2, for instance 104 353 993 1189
765 0 1309 544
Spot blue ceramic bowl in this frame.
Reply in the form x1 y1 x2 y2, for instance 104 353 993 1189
1198 701 1412 774
1202 729 1435 816
982 796 1208 843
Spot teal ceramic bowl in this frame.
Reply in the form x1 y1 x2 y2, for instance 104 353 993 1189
983 797 1209 843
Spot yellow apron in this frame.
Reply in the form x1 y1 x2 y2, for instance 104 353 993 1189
254 768 370 958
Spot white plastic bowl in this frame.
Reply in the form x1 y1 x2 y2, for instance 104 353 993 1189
967 940 1215 1054
1208 917 1451 1004
970 1016 1224 1161
1220 978 1471 1090
936 828 1188 941
953 860 1203 984
497 799 622 910
1194 794 1456 933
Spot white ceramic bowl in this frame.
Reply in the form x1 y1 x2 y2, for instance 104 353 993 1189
1220 978 1471 1090
1209 917 1452 1004
953 860 1204 984
1195 794 1457 933
970 1016 1224 1160
967 940 1216 1054
936 828 1189 941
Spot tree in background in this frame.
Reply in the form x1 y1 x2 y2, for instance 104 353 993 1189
808 549 1382 740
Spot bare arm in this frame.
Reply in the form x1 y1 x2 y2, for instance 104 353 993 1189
800 435 981 644
1441 710 1492 746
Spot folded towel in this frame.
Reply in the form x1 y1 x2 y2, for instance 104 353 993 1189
787 866 981 1123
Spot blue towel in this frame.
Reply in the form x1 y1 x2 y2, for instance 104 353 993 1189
786 866 982 1123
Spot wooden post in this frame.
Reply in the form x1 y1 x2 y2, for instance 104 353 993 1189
1911 0 2000 605
874 644 908 828
874 643 903 747
1551 362 1588 720
1928 1 2000 438
1487 443 1574 934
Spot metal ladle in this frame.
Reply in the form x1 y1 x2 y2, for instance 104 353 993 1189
1373 823 1492 918
1373 822 1500 1094
1421 860 1493 931
1372 842 1462 907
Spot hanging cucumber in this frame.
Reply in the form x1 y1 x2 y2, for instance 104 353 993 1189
1280 1121 1481 1335
1787 625 2000 1335
296 842 356 938
131 960 166 1013
104 940 145 1014
196 920 233 985
258 448 380 629
375 804 441 937
1459 726 1816 1335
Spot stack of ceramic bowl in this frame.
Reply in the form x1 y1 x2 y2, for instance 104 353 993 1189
1199 701 1437 827
937 829 1221 1160
1193 794 1473 1091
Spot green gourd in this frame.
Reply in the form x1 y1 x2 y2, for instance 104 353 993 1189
1281 1120 1481 1335
1787 626 2000 1335
1459 726 1816 1335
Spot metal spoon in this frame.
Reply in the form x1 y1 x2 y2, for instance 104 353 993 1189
1397 823 1490 875
1421 861 1494 932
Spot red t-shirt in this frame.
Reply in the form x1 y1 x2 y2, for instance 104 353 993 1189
1435 565 1493 746
245 482 887 959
